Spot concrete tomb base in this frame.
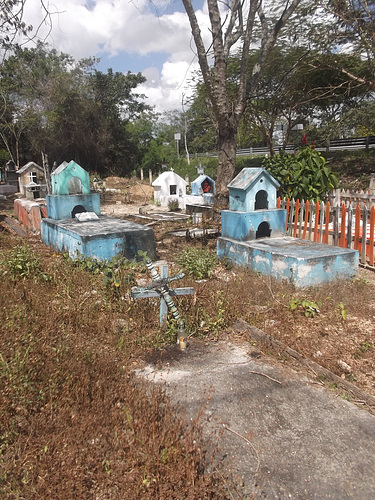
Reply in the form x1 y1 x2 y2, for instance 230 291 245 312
14 198 47 233
41 216 156 261
217 236 359 287
46 193 100 220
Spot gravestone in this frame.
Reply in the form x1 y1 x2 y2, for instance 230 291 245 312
217 168 358 287
41 160 156 261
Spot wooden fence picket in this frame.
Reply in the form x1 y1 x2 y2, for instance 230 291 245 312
293 199 300 237
369 207 375 266
319 202 325 243
277 196 375 267
354 205 361 251
361 206 368 265
332 205 339 246
314 201 320 242
347 206 353 249
302 200 309 240
323 201 330 244
339 204 347 248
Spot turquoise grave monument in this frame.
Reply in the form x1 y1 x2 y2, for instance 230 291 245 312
217 168 358 287
41 161 156 261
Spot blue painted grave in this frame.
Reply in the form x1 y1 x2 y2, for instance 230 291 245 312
217 168 358 287
41 161 156 261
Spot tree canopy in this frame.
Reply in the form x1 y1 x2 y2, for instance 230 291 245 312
0 43 150 175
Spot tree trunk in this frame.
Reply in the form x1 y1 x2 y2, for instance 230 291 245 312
215 124 237 208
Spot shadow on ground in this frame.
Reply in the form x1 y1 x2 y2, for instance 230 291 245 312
137 333 375 499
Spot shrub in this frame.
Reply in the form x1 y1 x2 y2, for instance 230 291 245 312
263 143 338 201
176 247 218 279
0 244 51 282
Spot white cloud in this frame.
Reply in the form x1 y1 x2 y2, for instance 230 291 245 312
21 0 210 112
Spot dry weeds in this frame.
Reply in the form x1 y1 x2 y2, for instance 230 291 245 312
1 197 375 498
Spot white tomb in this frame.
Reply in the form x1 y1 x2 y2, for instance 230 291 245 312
152 171 188 209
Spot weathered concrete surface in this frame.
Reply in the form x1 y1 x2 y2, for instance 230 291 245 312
14 198 47 233
41 216 157 261
217 236 359 287
137 339 375 499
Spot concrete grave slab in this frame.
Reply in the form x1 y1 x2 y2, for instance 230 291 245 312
217 235 359 287
41 216 156 261
137 338 375 499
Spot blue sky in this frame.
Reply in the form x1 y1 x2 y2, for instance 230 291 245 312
22 0 209 112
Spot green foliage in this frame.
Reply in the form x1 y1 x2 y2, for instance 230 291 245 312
263 145 338 200
167 199 180 212
288 297 321 318
70 252 147 296
337 302 347 320
354 341 374 359
176 247 218 279
0 244 51 282
0 42 149 176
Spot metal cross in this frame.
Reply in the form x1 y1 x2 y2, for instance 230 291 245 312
131 259 194 330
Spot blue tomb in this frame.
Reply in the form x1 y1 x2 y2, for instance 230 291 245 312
41 161 156 261
217 168 358 287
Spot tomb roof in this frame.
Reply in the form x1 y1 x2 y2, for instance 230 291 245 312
228 167 279 191
152 171 187 187
17 161 43 175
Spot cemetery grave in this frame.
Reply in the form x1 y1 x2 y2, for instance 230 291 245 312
0 172 375 498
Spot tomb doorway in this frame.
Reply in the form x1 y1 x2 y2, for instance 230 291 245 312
255 190 268 210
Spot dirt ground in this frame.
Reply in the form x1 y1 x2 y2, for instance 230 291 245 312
97 183 375 404
1 181 375 498
1 180 375 402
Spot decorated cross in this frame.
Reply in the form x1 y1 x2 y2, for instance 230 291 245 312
131 259 194 331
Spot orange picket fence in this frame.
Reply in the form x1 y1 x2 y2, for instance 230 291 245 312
277 198 375 267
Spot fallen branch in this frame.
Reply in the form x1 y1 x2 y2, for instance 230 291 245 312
249 370 282 385
233 318 375 408
223 425 260 475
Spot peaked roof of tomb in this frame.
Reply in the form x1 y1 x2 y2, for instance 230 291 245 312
227 167 279 191
191 174 215 184
17 161 43 175
152 170 187 187
52 160 86 176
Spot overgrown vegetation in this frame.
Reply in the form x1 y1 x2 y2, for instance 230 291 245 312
176 247 218 279
263 143 338 201
0 229 374 497
69 251 148 296
0 235 226 499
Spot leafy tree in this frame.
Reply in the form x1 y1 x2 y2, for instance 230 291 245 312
262 139 338 201
323 0 375 90
0 0 52 58
246 47 371 152
182 0 305 206
0 43 150 175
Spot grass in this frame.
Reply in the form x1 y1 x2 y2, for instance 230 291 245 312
0 227 374 497
0 235 226 499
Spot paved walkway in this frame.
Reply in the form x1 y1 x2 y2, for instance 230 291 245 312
137 336 375 499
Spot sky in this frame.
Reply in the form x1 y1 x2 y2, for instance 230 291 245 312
22 0 211 113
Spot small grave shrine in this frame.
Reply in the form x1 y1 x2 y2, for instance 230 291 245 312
191 174 215 205
47 160 100 219
217 167 358 287
17 161 48 199
152 170 187 209
41 160 156 261
4 160 18 187
184 164 215 214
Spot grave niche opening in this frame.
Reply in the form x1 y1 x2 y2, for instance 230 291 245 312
71 204 87 218
256 221 271 239
255 189 268 210
68 176 82 195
